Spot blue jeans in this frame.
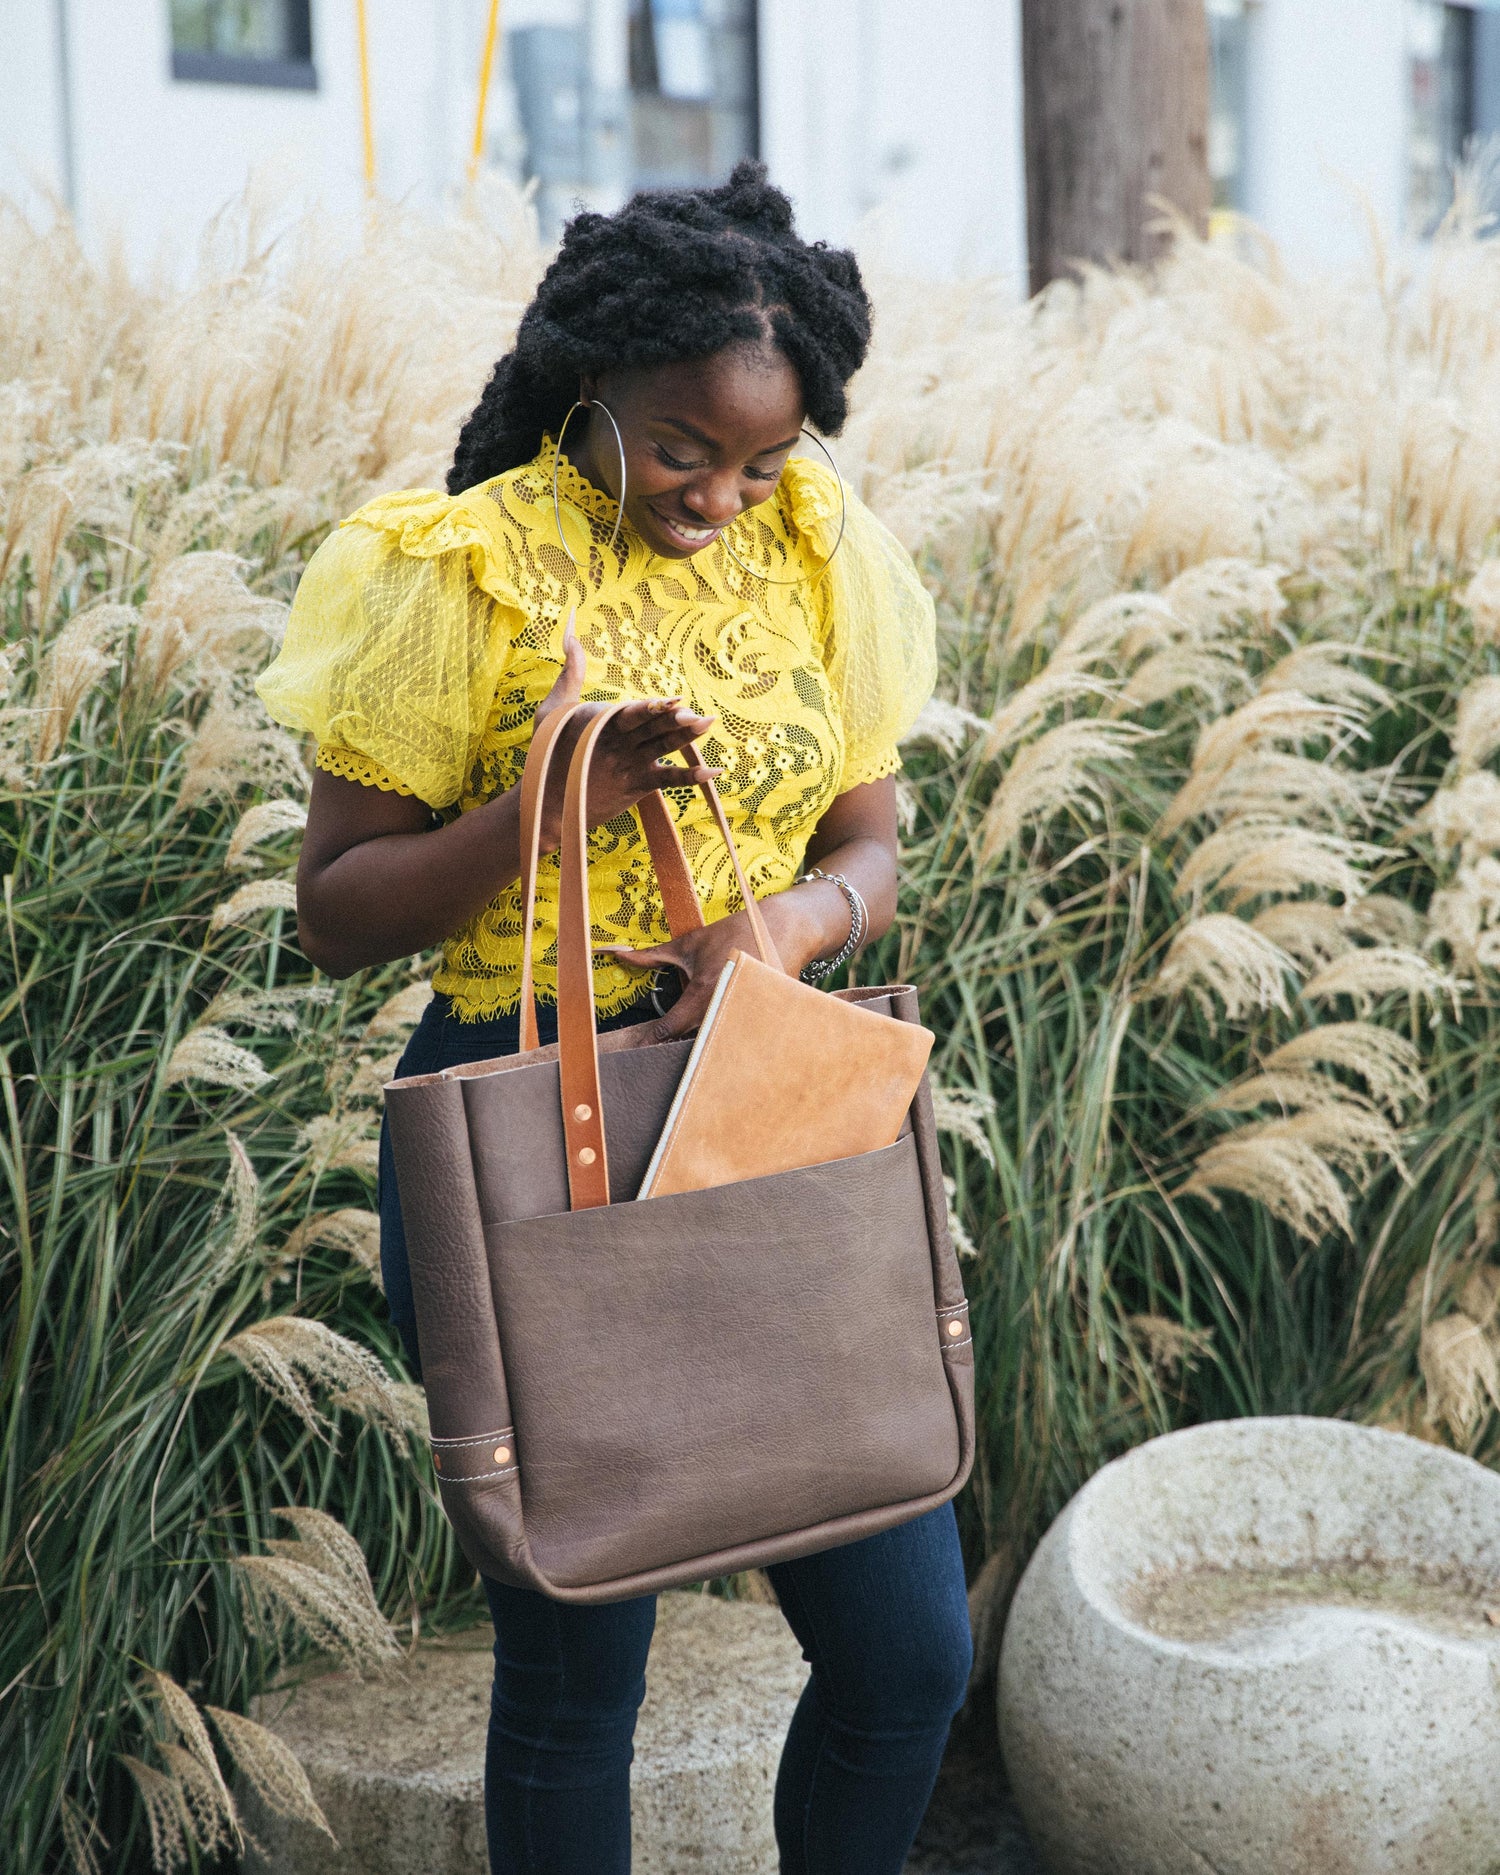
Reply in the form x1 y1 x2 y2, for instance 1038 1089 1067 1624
379 995 972 1875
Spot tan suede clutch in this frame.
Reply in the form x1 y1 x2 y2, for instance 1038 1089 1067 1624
638 949 934 1200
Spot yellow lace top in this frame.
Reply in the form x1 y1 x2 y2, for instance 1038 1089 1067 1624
256 438 936 1018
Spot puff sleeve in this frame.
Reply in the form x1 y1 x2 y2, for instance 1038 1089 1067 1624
781 458 938 792
255 489 522 809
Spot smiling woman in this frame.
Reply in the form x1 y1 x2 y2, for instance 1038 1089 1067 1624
253 158 960 1875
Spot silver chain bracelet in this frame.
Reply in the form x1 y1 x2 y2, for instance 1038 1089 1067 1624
798 868 868 984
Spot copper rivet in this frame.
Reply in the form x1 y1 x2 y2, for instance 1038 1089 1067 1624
494 1445 511 1466
574 1103 592 1122
946 1320 963 1337
433 1453 443 1471
579 1146 597 1165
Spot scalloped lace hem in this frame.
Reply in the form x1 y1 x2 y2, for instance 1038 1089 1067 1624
844 747 904 789
315 745 415 795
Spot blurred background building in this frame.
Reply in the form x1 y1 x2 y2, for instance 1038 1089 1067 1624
1 0 1498 282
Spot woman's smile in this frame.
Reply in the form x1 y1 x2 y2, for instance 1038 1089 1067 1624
645 505 727 553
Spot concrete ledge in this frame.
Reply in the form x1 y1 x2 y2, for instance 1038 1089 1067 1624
243 1591 808 1875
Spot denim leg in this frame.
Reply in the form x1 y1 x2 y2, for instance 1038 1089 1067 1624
482 1575 657 1875
766 1503 972 1875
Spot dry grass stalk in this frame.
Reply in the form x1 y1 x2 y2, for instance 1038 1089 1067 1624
1261 1023 1428 1115
942 1176 979 1261
362 980 435 1041
1420 770 1500 862
120 1756 188 1874
32 605 132 764
984 669 1118 758
1249 901 1354 968
209 879 298 933
1162 692 1369 834
1129 1313 1214 1377
1302 945 1465 1017
179 687 308 810
1461 560 1500 646
1420 1314 1500 1440
156 1744 237 1860
164 1027 271 1094
205 985 333 1033
1174 817 1376 908
58 1795 106 1875
1205 1070 1368 1116
1258 643 1392 714
226 799 309 871
223 1315 404 1436
1454 675 1500 774
295 1111 381 1177
903 694 988 757
930 1085 998 1167
1428 855 1500 970
1150 914 1296 1023
1343 893 1427 948
279 1209 382 1284
1180 1104 1404 1240
1179 749 1379 831
234 1507 400 1672
981 719 1150 858
206 1706 337 1845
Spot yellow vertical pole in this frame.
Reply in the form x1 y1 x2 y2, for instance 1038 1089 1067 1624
468 0 504 186
355 0 377 197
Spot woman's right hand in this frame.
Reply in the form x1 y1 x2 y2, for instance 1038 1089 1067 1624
532 619 718 850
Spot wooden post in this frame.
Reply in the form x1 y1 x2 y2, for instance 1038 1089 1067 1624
1021 0 1211 295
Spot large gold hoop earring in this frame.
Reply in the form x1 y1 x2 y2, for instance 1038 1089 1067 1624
718 428 848 587
552 398 627 570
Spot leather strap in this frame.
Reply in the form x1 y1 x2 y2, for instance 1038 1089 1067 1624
515 704 782 1049
551 703 781 1207
516 694 589 1054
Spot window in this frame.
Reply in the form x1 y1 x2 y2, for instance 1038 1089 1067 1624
1207 0 1250 214
170 0 316 90
505 0 756 236
628 0 758 193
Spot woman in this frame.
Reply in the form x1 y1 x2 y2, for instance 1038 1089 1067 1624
257 160 971 1875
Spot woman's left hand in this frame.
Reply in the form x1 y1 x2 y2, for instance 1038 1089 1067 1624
598 894 813 1039
599 777 901 1039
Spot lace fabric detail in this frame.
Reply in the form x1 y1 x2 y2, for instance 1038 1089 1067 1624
257 438 936 1019
315 744 414 795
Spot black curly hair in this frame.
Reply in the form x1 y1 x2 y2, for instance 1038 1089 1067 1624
447 160 873 494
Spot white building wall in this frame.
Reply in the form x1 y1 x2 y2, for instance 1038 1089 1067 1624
759 0 1027 285
0 0 1463 289
1242 0 1409 271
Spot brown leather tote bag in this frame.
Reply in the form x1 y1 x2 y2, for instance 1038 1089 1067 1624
384 702 974 1602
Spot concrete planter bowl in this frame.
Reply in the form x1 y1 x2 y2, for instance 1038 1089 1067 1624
998 1417 1500 1875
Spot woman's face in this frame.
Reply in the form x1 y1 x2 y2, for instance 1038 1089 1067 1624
572 343 806 561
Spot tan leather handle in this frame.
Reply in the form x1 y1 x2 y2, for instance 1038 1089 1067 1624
515 695 781 1054
516 695 590 1054
553 703 781 1208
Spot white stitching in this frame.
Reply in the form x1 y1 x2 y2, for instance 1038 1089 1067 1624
935 1304 968 1317
942 1335 973 1351
437 1464 520 1483
430 1429 513 1449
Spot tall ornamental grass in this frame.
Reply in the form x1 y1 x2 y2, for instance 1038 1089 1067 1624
2 177 1499 1869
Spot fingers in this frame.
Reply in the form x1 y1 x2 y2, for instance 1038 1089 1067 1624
596 942 683 969
537 610 586 717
